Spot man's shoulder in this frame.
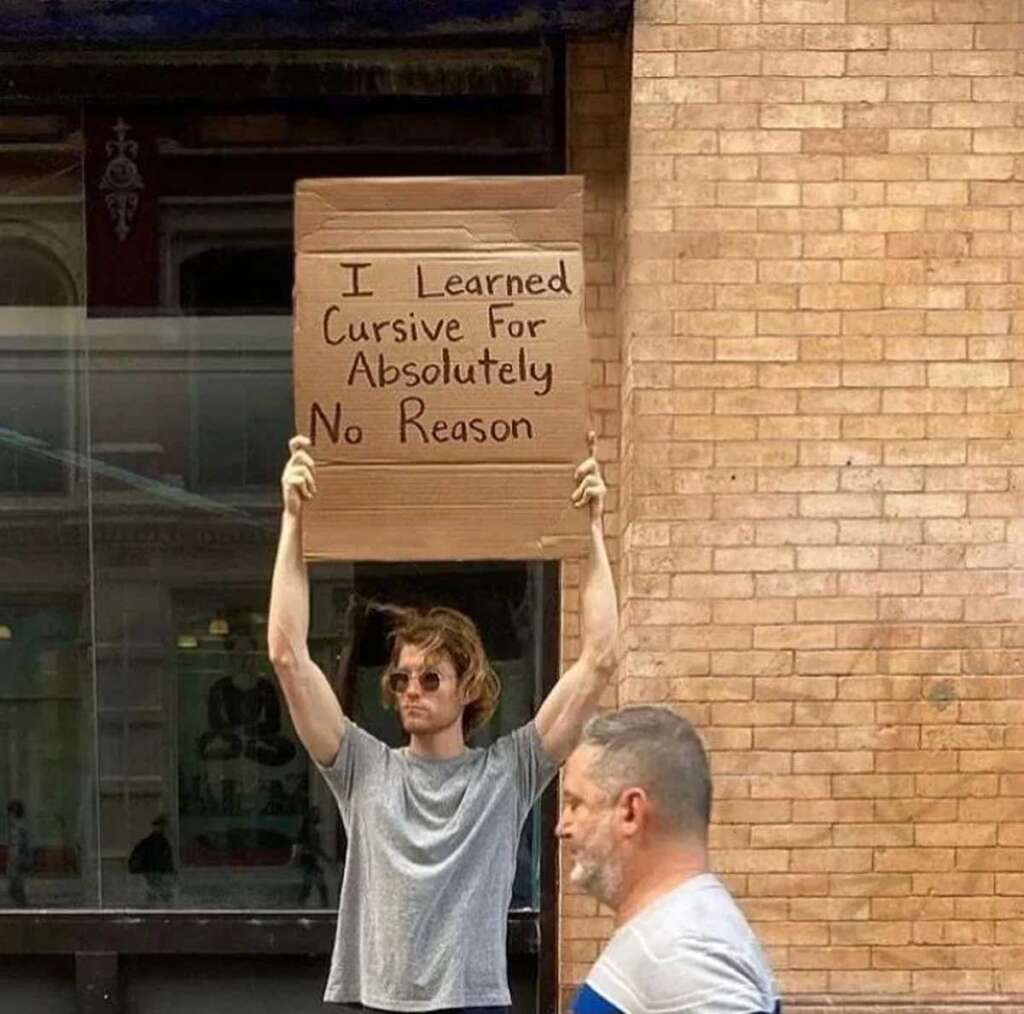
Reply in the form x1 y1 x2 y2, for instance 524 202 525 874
482 719 536 755
628 874 745 936
590 878 778 1014
339 717 394 758
313 717 395 792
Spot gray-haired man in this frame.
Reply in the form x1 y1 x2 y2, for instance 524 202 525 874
557 706 781 1014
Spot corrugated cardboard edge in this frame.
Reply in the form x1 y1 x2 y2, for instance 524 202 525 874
295 175 583 252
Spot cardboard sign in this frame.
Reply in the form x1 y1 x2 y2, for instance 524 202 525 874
293 176 590 561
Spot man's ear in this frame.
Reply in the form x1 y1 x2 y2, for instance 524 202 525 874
617 787 649 840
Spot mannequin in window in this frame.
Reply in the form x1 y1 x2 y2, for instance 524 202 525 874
197 635 296 767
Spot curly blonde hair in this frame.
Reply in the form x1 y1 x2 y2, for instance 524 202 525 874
377 605 501 737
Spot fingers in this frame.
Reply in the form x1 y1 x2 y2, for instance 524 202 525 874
284 461 317 499
291 449 315 471
575 431 601 481
284 436 317 499
574 457 596 481
574 473 605 496
284 475 315 501
572 473 606 507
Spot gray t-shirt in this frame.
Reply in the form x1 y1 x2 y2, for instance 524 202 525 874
316 716 558 1010
578 874 779 1014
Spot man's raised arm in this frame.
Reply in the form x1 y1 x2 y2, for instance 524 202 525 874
534 435 619 764
267 435 345 766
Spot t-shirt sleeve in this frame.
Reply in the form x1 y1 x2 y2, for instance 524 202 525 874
313 715 389 821
492 720 559 825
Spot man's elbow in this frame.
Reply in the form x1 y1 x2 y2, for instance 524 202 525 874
267 619 311 678
586 637 619 682
596 647 619 681
268 641 300 681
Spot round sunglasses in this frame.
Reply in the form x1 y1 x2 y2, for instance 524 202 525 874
387 669 448 695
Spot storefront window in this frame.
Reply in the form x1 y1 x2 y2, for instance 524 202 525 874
0 598 90 908
1 103 557 914
0 131 94 908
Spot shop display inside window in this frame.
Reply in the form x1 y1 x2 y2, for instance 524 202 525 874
173 596 324 908
0 599 90 909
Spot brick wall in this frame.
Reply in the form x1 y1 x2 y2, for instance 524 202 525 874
566 1 1024 1008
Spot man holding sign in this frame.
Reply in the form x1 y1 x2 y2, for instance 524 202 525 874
267 431 618 1011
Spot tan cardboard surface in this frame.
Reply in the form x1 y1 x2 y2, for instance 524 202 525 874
293 176 590 561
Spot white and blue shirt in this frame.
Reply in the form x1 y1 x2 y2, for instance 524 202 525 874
573 874 780 1014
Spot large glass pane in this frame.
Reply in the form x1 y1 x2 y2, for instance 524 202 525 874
85 316 289 908
78 105 556 912
0 116 95 909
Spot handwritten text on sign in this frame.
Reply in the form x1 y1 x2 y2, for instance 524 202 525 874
302 252 582 454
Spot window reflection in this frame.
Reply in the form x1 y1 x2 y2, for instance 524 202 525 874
0 372 70 494
0 240 78 307
194 368 292 491
0 599 90 908
179 243 292 316
0 125 93 910
0 108 555 915
174 594 313 908
84 318 292 495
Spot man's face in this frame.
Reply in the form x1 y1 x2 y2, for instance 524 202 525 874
390 642 465 737
556 745 624 908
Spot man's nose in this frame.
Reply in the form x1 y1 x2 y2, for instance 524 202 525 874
555 812 569 838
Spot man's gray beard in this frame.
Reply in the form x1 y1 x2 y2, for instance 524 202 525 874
569 850 623 909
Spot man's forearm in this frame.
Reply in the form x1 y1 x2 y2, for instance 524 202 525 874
268 511 311 671
533 513 619 761
580 515 618 674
